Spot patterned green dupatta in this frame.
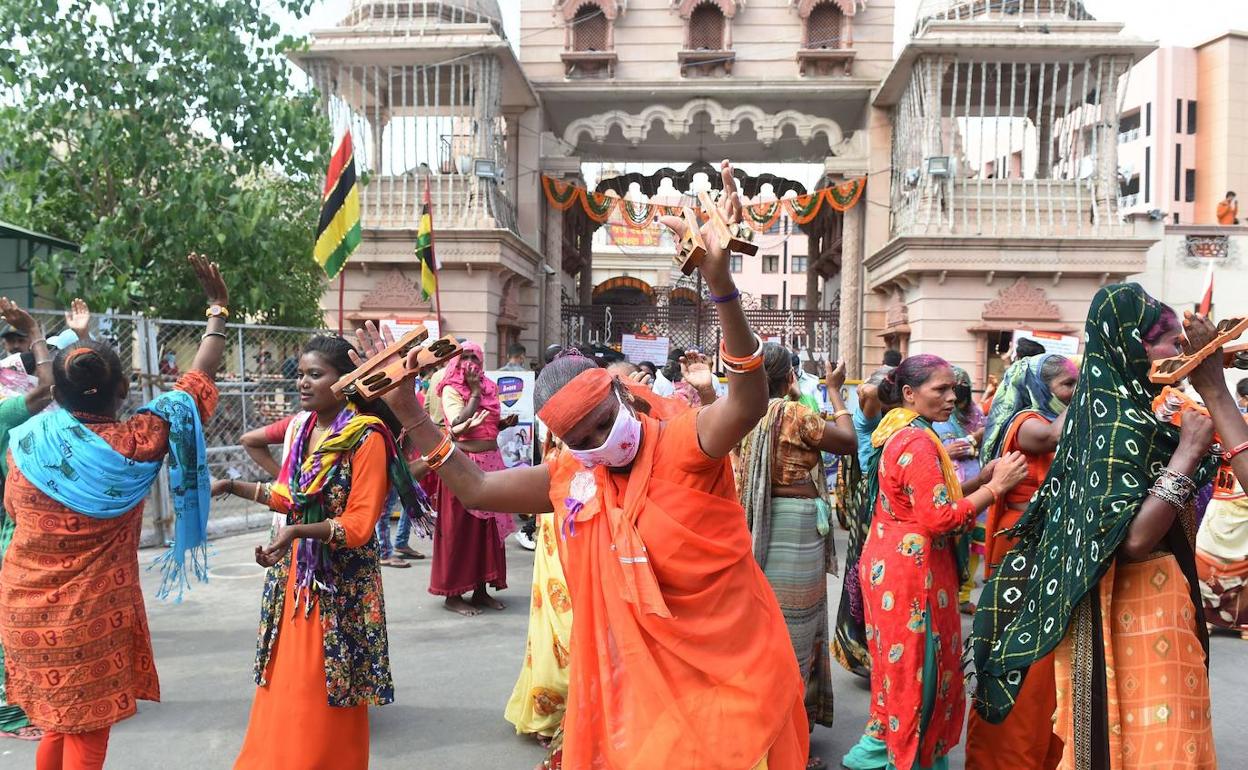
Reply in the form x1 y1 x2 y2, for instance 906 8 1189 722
972 283 1215 723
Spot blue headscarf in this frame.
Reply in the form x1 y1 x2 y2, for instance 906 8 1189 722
979 353 1069 464
10 389 210 601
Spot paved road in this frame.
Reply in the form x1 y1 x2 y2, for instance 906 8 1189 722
3 528 1246 769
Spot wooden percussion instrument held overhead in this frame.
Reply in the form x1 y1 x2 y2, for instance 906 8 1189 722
332 325 463 402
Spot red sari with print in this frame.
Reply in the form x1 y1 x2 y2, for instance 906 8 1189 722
860 426 975 770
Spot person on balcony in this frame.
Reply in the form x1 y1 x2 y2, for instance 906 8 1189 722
1217 190 1238 225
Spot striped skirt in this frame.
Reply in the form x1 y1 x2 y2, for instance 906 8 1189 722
764 497 834 728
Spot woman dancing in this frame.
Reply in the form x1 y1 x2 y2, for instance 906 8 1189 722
220 336 431 770
973 284 1218 770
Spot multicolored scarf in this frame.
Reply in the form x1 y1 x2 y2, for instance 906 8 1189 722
971 283 1217 723
979 353 1068 465
273 405 432 609
10 390 211 601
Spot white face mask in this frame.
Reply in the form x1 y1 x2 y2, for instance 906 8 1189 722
568 394 642 469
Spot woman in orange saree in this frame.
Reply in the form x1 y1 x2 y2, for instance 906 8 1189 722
363 160 812 770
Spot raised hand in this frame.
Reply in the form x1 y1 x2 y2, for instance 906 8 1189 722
1177 409 1215 456
1182 311 1225 393
680 350 717 392
188 253 228 306
657 159 743 286
628 369 655 388
825 359 847 391
0 296 38 337
64 297 91 339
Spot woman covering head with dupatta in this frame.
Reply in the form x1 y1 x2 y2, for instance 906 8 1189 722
840 355 1027 770
221 335 433 770
964 352 1076 770
364 160 814 770
972 283 1218 770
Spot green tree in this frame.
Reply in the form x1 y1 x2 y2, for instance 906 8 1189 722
0 0 331 325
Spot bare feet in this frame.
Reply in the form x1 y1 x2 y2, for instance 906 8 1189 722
444 596 482 616
0 725 43 741
471 589 506 611
395 545 426 559
380 556 411 568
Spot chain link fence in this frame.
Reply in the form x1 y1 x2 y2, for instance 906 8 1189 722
29 309 324 543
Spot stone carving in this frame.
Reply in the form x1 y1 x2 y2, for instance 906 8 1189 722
885 290 909 328
558 0 622 21
981 277 1060 321
359 269 426 311
564 98 860 155
793 0 864 16
1179 234 1235 267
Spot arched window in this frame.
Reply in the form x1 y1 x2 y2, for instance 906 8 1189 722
572 4 608 52
688 2 725 50
805 1 844 49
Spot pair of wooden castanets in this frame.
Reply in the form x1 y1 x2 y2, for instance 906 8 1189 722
333 325 463 402
673 190 759 276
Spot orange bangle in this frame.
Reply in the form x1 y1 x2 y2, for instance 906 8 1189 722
721 333 764 374
421 432 454 469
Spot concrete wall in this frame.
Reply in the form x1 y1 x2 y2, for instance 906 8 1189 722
519 0 896 84
1195 32 1248 224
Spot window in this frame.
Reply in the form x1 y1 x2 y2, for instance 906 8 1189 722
762 254 780 273
761 294 778 310
1144 147 1151 203
791 295 807 311
1185 169 1196 203
805 1 844 49
1176 99 1183 133
1187 101 1197 135
1145 102 1151 136
1118 110 1141 143
729 254 743 273
790 255 807 274
688 2 725 50
572 5 608 51
1174 144 1182 202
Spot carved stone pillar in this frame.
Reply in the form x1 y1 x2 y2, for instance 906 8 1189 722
838 193 864 377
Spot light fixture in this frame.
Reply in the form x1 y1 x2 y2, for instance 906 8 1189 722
926 156 952 178
473 159 499 179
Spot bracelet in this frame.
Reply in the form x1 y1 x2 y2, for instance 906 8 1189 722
421 431 455 470
983 485 999 506
1148 468 1196 511
398 419 433 446
831 409 851 420
34 358 52 367
709 288 741 304
28 337 46 348
202 331 228 341
720 333 764 374
253 482 265 503
1223 440 1248 463
1148 486 1187 510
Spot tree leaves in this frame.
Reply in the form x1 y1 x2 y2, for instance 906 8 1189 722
0 0 330 326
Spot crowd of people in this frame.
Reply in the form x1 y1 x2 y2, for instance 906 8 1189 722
0 161 1244 770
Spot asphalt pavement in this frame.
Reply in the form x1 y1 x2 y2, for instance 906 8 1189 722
2 524 1246 769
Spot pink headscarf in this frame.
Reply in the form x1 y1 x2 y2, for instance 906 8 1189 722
435 341 501 440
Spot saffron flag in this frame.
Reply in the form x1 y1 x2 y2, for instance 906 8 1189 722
314 129 362 279
1199 262 1214 316
417 181 438 301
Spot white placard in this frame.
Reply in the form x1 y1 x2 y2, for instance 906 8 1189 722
621 333 670 365
380 317 440 342
1012 329 1079 358
487 370 535 468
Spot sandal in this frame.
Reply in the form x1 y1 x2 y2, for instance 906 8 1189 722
0 725 43 741
395 545 426 560
381 557 411 569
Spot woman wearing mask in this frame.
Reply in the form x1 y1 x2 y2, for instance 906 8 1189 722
363 161 812 769
930 366 986 614
429 341 514 616
736 345 855 768
963 353 1077 770
841 355 1027 770
221 335 431 770
974 285 1218 770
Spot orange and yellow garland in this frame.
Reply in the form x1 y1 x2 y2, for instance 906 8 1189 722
541 175 865 228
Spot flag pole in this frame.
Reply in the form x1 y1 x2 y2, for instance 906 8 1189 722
338 270 346 335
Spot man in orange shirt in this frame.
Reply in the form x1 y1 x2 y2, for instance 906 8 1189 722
1217 190 1238 224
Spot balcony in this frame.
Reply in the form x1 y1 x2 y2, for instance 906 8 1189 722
796 48 856 77
678 49 735 78
1117 128 1140 144
1118 193 1140 208
562 50 618 79
358 172 516 234
913 0 1095 35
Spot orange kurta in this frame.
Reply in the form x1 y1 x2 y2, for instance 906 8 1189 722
548 409 808 770
234 431 390 770
0 371 217 734
966 412 1063 770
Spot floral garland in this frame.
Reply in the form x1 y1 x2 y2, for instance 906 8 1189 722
540 175 866 228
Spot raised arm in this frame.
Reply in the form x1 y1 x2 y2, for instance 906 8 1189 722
658 160 767 458
0 298 53 414
187 254 228 378
64 297 91 341
355 323 554 514
1185 311 1248 490
816 359 856 453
